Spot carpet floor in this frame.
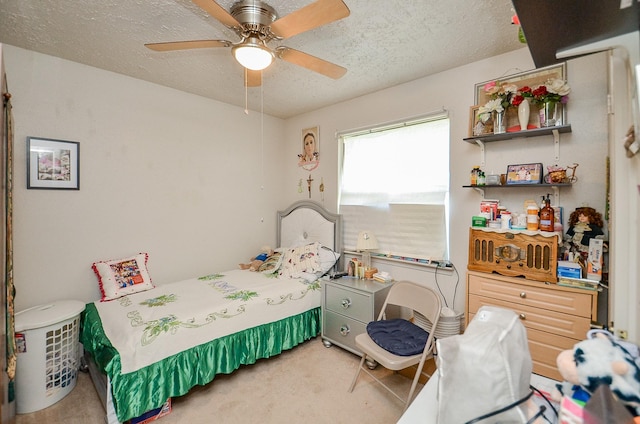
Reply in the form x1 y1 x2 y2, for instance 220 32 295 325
15 337 422 424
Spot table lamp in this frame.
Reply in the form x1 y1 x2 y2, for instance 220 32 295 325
356 230 379 270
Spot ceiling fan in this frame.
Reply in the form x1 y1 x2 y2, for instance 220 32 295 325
145 0 350 87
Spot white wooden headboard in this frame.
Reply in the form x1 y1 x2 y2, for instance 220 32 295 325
277 201 343 266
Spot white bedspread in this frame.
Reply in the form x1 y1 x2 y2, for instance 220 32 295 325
94 269 321 374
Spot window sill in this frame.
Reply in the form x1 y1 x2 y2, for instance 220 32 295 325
344 250 453 271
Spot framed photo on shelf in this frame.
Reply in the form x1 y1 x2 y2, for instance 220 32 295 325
468 105 492 137
506 163 542 185
474 63 567 131
27 137 80 190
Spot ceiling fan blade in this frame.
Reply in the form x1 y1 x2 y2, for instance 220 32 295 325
191 0 241 29
245 69 262 87
145 40 231 51
269 0 350 39
276 47 346 79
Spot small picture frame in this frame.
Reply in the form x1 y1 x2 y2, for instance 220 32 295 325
27 137 80 190
469 105 492 137
506 163 542 185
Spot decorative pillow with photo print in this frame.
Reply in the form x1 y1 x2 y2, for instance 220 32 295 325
92 252 154 301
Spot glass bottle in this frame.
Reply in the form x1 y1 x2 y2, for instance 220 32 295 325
539 196 555 232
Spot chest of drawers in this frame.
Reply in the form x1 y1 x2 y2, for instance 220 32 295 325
321 277 393 356
466 271 598 380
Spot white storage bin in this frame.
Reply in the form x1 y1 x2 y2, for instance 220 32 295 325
15 300 85 414
414 308 464 339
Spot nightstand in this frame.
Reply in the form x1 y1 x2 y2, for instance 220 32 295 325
321 276 393 356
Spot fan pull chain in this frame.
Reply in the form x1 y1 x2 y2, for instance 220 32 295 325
244 68 249 114
260 73 264 190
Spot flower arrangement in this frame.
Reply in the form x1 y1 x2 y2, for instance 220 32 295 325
519 78 571 106
477 81 518 122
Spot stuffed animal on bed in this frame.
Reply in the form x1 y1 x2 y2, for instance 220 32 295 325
552 331 640 417
239 246 274 272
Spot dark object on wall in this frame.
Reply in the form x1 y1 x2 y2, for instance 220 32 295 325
512 0 640 68
26 137 80 190
1 47 17 422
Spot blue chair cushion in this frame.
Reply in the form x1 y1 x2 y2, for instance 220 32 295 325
366 318 429 356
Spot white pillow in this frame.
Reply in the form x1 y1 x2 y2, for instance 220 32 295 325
317 245 340 275
278 242 322 278
296 271 322 283
92 253 154 301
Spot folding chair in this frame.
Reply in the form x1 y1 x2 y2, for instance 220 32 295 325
348 281 442 411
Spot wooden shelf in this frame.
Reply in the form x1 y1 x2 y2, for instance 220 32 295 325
463 183 572 189
463 182 572 203
463 124 572 144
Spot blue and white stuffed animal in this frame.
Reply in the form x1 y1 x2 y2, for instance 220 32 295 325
553 331 640 417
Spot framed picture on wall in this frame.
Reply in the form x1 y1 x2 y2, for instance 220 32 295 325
474 63 567 130
298 126 319 171
27 137 80 190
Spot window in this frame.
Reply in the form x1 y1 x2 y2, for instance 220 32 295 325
338 113 450 261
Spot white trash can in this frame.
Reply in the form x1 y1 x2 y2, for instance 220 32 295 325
15 300 85 414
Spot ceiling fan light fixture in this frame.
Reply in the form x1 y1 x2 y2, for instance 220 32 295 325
233 38 274 71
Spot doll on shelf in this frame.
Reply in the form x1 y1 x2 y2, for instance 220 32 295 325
564 207 604 259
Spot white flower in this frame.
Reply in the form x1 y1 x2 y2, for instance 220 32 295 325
545 78 571 96
478 99 504 122
503 84 519 94
484 99 504 113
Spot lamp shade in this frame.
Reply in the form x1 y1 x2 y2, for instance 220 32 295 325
356 231 379 251
232 38 274 71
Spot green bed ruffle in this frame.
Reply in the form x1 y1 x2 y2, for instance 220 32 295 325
81 302 321 423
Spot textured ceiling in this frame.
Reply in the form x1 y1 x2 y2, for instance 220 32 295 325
0 0 525 118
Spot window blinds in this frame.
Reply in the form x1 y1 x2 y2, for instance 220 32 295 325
339 113 450 260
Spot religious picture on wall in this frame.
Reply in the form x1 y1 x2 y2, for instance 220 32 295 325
298 126 319 171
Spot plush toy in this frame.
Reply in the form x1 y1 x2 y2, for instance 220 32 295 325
552 331 640 417
239 246 273 272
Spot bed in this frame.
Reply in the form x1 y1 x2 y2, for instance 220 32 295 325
81 200 342 423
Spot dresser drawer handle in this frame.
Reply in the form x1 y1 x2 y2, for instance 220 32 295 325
341 298 352 309
519 292 526 298
519 313 526 320
340 325 350 336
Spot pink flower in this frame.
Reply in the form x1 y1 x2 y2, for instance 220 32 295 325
483 81 497 92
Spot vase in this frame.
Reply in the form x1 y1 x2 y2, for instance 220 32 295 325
517 98 530 131
493 110 505 134
540 101 557 127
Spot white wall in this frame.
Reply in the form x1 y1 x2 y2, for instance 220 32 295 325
5 45 287 311
4 44 614 329
283 47 609 316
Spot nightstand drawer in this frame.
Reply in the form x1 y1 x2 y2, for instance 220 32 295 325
468 273 593 318
323 310 366 353
324 284 373 323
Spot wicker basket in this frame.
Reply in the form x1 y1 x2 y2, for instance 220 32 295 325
548 169 567 183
